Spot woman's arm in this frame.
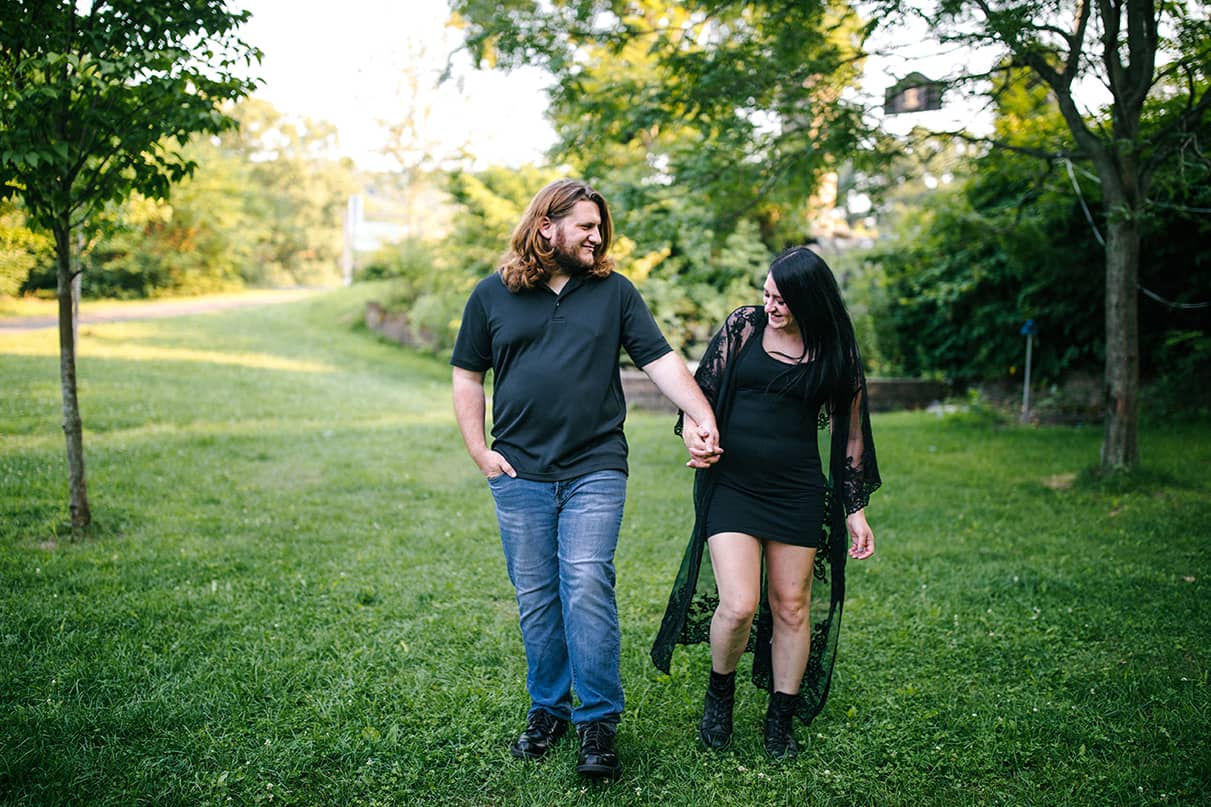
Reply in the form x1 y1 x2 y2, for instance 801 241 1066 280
837 377 881 552
846 508 875 559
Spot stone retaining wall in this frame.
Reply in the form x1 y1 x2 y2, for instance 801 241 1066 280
365 301 439 351
621 368 948 413
365 301 411 345
863 377 952 412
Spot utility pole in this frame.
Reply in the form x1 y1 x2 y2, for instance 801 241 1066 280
1020 319 1037 423
341 195 361 287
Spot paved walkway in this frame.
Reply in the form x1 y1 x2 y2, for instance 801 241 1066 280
0 289 322 334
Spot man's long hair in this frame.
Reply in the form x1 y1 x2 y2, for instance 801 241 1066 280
498 179 615 292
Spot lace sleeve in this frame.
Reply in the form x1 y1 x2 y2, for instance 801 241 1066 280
837 376 881 514
674 307 755 435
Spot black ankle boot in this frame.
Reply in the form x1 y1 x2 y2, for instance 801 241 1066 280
576 721 621 780
763 691 799 760
698 669 735 750
510 709 568 760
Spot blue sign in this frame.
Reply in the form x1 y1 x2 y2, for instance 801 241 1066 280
1020 319 1037 337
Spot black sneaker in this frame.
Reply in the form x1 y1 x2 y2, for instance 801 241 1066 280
575 721 621 780
509 709 568 760
698 686 734 750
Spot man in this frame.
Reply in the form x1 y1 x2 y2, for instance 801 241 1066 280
451 179 719 781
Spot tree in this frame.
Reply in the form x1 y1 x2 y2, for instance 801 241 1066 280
0 198 53 296
15 99 360 299
80 148 252 298
870 76 1103 383
454 0 1210 470
219 99 357 287
872 73 1210 396
449 0 872 249
448 0 878 361
887 0 1211 468
0 0 260 530
379 33 471 241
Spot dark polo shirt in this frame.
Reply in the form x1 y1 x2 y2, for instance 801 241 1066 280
451 271 672 481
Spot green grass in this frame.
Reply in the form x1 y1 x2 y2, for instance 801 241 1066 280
2 286 1208 806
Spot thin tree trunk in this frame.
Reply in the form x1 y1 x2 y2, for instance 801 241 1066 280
54 220 91 530
1101 213 1141 469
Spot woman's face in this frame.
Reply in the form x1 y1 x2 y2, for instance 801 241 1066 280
763 273 797 333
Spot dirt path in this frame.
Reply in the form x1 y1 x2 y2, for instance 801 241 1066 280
0 289 323 334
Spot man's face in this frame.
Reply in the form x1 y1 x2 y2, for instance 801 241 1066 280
541 199 602 273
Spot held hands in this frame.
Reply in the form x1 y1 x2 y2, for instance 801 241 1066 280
683 416 723 469
846 509 875 560
476 449 517 479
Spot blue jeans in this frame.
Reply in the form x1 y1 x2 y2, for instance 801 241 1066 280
487 469 627 727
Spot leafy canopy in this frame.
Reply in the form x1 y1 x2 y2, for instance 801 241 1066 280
0 0 261 234
450 0 871 246
871 70 1211 386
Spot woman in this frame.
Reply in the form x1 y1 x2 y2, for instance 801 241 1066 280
651 246 881 760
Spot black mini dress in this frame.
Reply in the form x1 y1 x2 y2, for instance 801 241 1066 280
703 340 827 548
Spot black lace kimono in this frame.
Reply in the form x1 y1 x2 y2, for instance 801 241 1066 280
651 305 881 724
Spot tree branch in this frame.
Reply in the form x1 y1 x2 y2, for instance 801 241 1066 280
1123 0 1159 111
1142 83 1211 181
1098 0 1124 96
1063 0 1094 85
929 128 1082 161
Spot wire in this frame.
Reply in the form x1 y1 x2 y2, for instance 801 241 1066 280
1064 158 1106 246
1062 159 1210 310
1138 285 1211 310
1149 200 1211 214
1066 160 1211 214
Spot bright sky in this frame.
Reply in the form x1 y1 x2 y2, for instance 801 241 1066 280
234 0 557 171
233 1 999 174
861 15 999 138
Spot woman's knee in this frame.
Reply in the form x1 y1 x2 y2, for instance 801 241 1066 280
715 592 759 630
768 592 810 631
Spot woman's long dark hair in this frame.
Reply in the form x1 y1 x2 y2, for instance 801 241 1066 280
768 246 863 415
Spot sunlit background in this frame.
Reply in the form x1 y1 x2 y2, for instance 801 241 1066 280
236 0 557 170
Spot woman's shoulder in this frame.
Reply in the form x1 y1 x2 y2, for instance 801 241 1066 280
710 307 762 354
725 306 763 328
727 305 761 319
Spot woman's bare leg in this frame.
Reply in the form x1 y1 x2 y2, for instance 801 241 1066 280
706 532 763 673
764 542 817 694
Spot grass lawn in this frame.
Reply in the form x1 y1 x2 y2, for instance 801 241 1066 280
2 285 1208 806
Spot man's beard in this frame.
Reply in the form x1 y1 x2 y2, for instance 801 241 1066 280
552 231 594 275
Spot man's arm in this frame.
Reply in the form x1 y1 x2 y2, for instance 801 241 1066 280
452 367 516 478
640 352 720 462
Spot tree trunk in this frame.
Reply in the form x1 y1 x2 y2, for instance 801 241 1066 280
54 220 91 530
1101 213 1141 469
